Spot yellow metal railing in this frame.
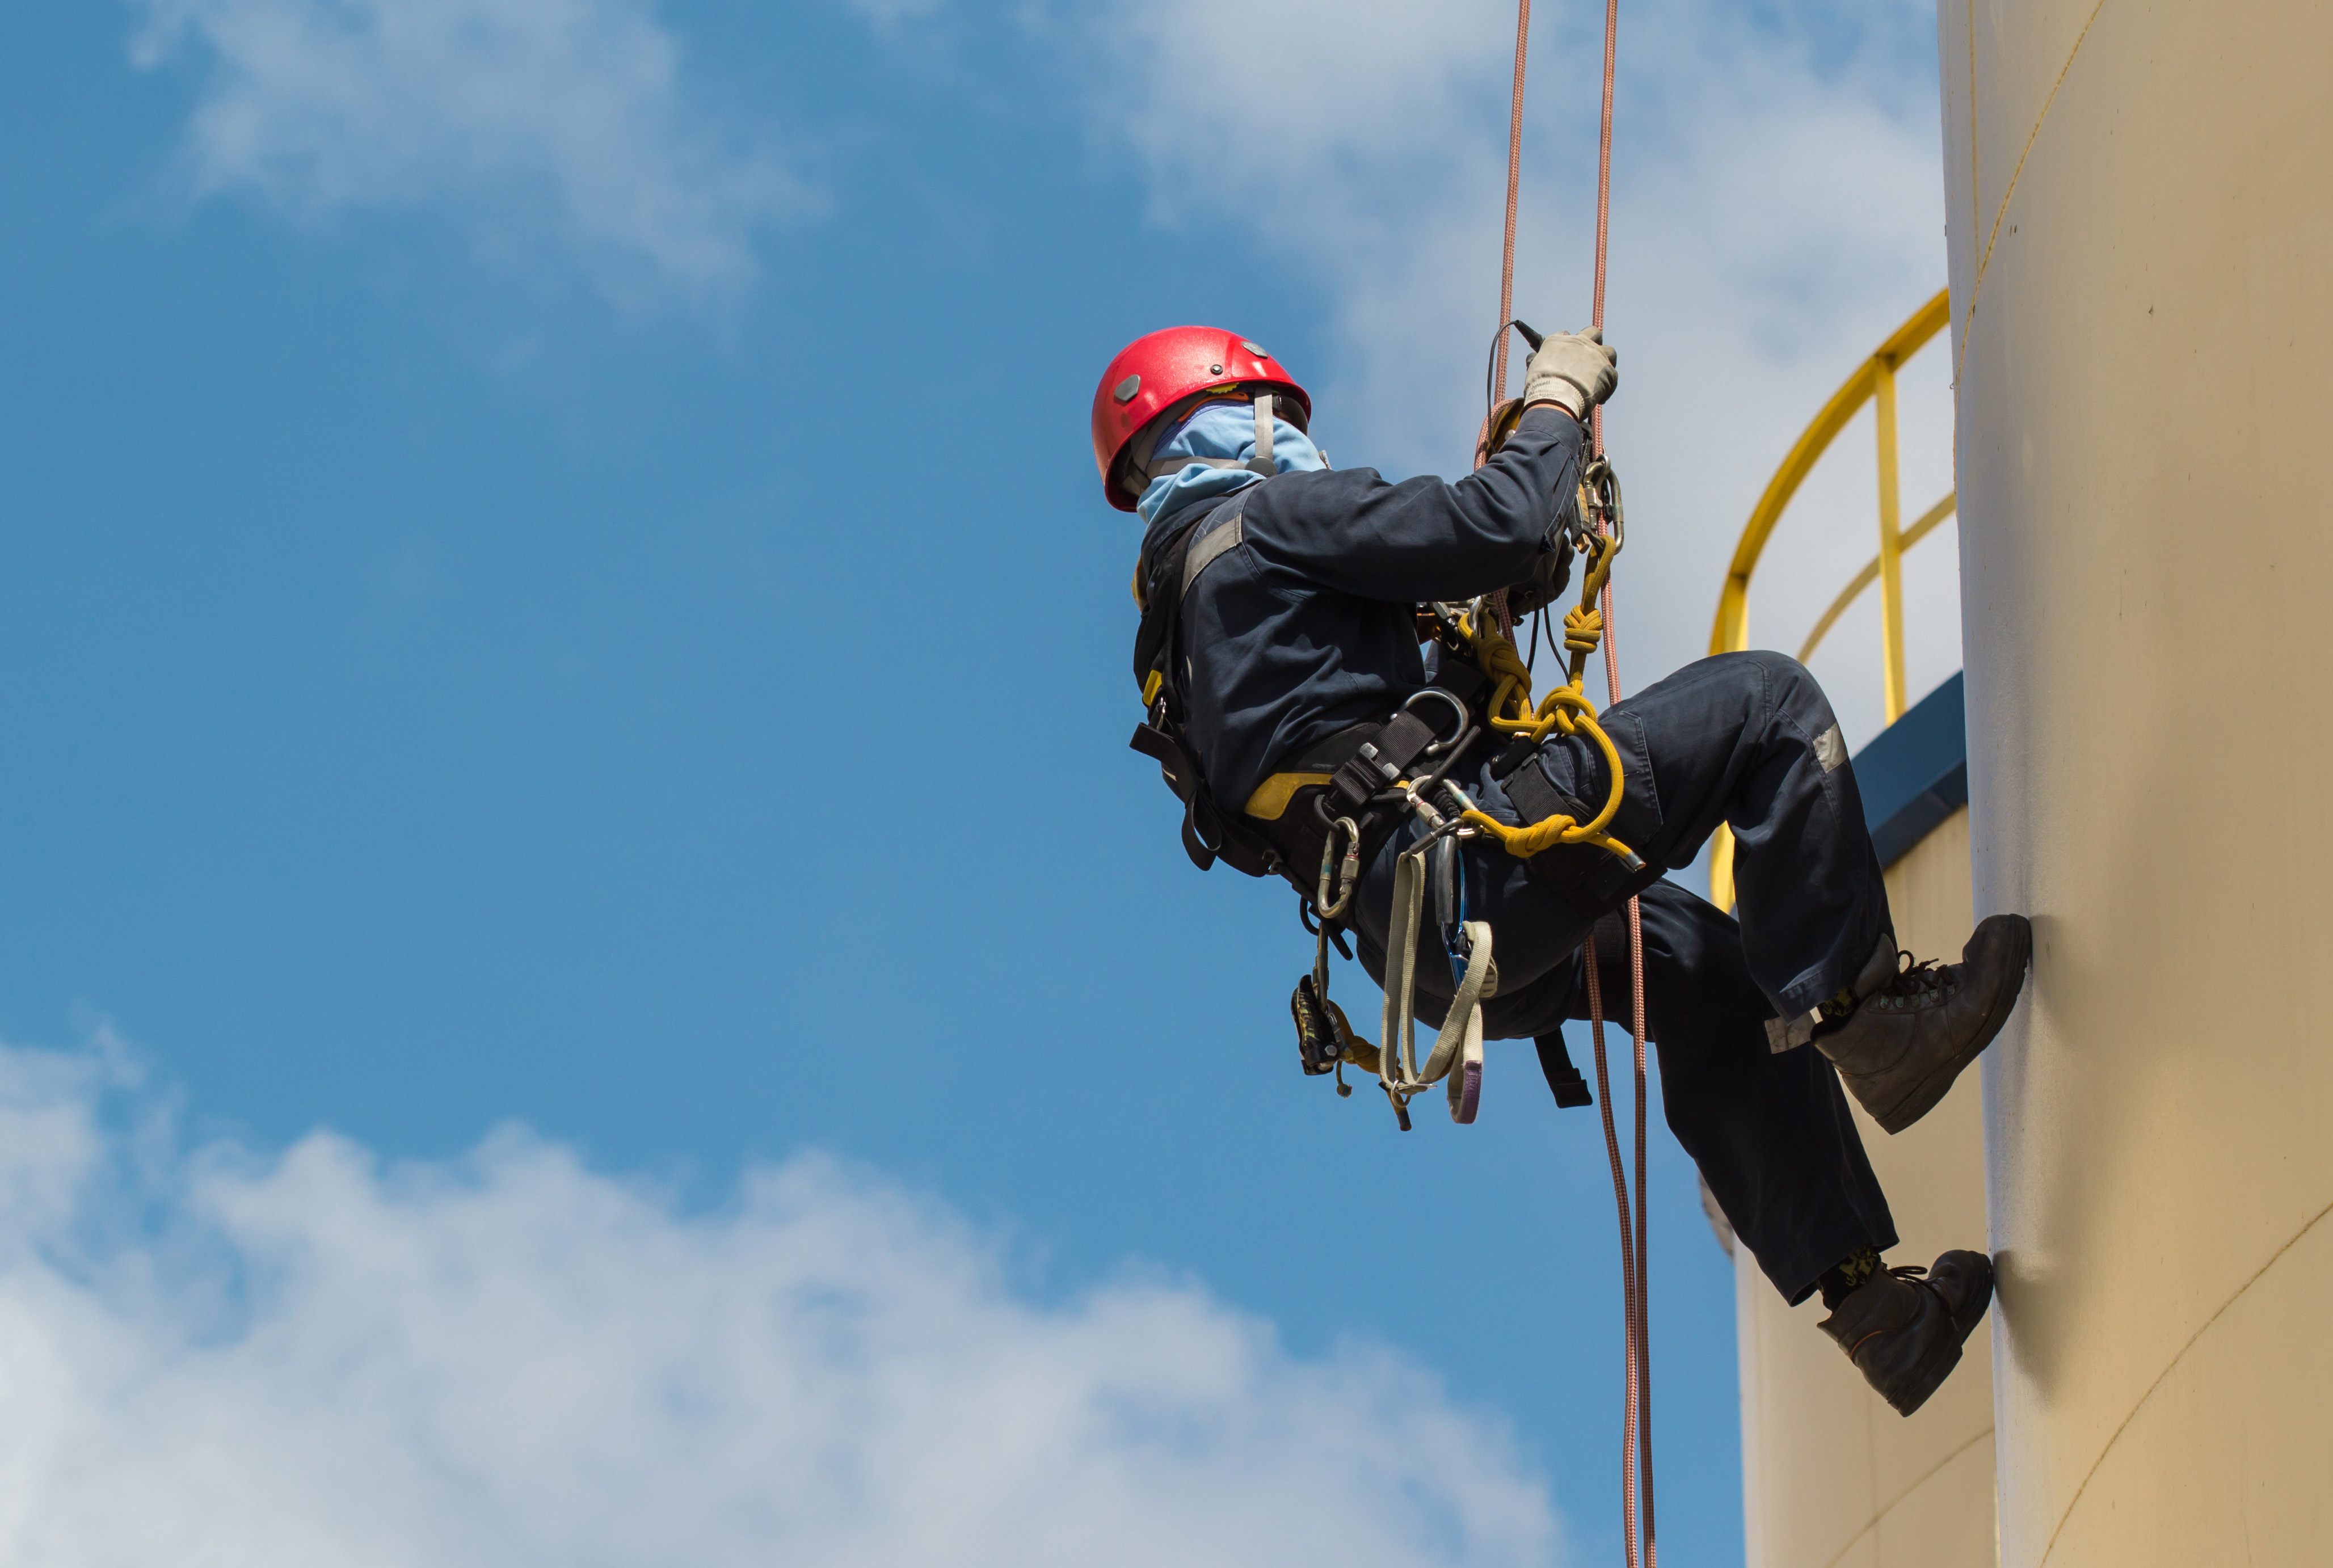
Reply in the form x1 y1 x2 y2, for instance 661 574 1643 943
1708 289 1953 912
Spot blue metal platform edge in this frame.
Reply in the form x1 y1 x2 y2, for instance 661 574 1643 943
1852 671 1968 867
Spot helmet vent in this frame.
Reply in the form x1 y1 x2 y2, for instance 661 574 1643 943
1113 374 1141 403
1242 342 1267 357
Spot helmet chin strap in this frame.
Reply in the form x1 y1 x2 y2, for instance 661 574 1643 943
1135 393 1287 493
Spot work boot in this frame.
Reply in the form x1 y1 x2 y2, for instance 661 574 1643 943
1813 914 2032 1134
1818 1249 1994 1417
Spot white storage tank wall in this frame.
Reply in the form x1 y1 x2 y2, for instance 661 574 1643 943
1939 3 2333 1562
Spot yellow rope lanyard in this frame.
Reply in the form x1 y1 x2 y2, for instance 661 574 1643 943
1454 496 1636 865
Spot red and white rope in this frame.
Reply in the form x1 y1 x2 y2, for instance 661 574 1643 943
1494 0 1655 1559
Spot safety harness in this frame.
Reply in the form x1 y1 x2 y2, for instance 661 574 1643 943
1127 444 1649 1132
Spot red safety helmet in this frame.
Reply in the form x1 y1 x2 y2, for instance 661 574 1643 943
1089 326 1311 511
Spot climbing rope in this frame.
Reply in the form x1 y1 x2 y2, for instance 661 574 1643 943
1490 0 1532 413
1482 2 1657 1565
1587 0 1655 1554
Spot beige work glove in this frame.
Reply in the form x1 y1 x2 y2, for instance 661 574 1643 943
1521 327 1618 421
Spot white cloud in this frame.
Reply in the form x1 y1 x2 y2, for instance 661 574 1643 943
1070 0 1959 752
129 0 806 294
0 1040 1559 1566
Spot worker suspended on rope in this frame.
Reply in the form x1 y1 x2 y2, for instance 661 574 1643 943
1093 323 2033 1418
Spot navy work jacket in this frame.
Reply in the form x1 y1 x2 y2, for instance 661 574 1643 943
1136 405 1587 813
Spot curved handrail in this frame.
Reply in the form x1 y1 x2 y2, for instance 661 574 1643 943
1795 492 1957 664
1707 289 1948 659
1707 289 1953 912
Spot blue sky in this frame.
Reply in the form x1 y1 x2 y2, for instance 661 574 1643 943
0 2 1959 1562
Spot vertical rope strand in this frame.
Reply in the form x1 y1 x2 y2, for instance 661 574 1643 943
1601 502 1655 1568
1583 941 1640 1568
1589 0 1618 458
1499 0 1651 1559
1493 0 1532 403
1586 0 1652 1555
1486 0 1532 640
1602 533 1652 1568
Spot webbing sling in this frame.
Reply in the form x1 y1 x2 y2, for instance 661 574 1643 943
1379 845 1492 1127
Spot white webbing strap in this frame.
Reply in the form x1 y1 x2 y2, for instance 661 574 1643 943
1137 394 1284 490
1379 840 1494 1124
1380 848 1424 1097
1445 970 1486 1123
1144 454 1253 482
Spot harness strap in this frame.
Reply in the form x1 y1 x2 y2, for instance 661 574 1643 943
1134 491 1254 706
1180 513 1245 597
1139 393 1284 487
1328 709 1441 815
1129 492 1279 878
1496 745 1659 918
1535 1031 1595 1107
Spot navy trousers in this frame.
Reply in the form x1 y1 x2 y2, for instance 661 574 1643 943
1350 651 1898 1301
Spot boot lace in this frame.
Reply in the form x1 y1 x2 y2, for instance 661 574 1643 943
1843 1264 1942 1354
1869 951 1956 1010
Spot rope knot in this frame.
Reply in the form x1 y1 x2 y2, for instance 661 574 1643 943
1564 604 1603 657
1472 627 1534 688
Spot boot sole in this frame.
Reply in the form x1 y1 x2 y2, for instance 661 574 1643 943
1882 1257 1994 1417
1873 914 2033 1135
1944 1252 1997 1339
1881 1340 1959 1417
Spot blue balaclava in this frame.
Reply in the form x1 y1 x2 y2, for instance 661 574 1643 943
1136 399 1328 526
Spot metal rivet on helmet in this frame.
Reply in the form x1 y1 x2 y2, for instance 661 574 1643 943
1113 374 1140 403
1208 364 1223 376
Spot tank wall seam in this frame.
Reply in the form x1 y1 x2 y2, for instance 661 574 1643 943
1954 0 2110 383
2035 1191 2333 1566
1814 1424 1998 1568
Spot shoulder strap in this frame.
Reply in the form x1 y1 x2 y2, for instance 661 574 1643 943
1131 490 1255 708
1126 488 1277 880
1181 509 1245 596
